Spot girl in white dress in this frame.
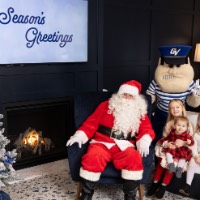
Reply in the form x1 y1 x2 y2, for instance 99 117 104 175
179 112 200 196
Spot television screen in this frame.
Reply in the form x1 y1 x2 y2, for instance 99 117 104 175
0 0 88 64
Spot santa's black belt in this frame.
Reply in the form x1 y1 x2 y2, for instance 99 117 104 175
97 124 132 140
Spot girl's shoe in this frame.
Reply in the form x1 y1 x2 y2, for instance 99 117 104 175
154 185 166 199
146 182 160 197
179 183 191 196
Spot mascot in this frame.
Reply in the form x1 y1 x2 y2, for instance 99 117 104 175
146 45 200 143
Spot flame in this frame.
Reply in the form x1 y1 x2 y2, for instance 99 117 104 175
23 130 40 147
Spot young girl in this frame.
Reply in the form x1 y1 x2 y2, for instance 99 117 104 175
163 100 194 137
158 116 194 178
179 112 200 196
146 99 194 199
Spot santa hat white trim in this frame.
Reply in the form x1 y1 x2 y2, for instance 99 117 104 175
118 84 139 96
122 169 143 180
80 167 101 181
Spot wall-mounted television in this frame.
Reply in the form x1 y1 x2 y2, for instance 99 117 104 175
0 0 88 64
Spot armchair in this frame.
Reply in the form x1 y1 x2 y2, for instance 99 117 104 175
67 91 155 200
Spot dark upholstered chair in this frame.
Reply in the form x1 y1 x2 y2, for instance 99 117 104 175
67 91 155 200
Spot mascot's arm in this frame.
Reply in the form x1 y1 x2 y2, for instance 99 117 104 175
186 80 200 108
146 91 156 104
146 80 157 104
187 95 200 108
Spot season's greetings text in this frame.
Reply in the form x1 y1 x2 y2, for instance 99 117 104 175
0 7 73 48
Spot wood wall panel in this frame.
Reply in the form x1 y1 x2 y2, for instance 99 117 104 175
79 71 98 92
104 65 150 93
151 12 193 61
0 72 75 103
104 6 151 64
103 0 200 91
152 0 194 10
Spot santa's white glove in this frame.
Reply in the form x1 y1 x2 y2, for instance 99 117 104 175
136 135 152 157
66 130 88 148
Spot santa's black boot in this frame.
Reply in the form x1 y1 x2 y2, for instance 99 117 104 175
79 178 96 200
123 180 139 200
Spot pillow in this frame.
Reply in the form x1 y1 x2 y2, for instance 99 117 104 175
186 111 199 130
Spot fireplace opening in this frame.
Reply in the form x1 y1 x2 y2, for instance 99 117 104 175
3 97 73 169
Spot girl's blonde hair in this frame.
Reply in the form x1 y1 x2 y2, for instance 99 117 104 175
174 116 189 127
196 113 200 132
166 99 186 123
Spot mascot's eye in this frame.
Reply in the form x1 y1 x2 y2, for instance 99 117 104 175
168 64 181 68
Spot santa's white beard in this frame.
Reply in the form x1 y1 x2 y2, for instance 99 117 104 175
108 94 147 137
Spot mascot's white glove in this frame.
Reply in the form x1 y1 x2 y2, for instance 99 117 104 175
66 130 88 148
187 79 200 108
136 135 152 157
192 79 200 96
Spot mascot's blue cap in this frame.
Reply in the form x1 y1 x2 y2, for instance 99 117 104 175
158 45 192 64
159 45 192 57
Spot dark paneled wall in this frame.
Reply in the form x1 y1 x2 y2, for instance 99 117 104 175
103 0 200 93
0 0 200 109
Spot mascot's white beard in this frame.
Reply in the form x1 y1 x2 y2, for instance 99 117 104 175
108 94 147 137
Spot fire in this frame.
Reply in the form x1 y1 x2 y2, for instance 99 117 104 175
14 127 54 156
23 130 40 147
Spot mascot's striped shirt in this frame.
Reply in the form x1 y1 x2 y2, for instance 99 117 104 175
146 80 195 113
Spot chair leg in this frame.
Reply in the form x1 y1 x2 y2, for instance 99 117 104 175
76 182 82 200
138 184 144 200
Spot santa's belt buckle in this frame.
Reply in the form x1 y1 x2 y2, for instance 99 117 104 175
110 129 123 139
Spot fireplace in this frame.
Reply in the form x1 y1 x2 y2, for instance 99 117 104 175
3 97 73 169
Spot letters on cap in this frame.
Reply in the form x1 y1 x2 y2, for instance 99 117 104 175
159 45 192 57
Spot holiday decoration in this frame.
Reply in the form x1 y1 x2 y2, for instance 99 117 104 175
0 114 17 187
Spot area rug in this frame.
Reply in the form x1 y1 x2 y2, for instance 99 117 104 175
0 159 194 200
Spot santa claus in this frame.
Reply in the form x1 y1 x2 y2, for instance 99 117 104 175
67 80 155 200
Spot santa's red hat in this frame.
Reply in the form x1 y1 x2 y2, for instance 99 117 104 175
118 80 142 96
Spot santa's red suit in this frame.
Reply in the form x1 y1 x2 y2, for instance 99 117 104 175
67 80 155 183
78 101 154 181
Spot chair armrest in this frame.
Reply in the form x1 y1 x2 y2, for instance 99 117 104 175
67 142 89 181
141 145 155 184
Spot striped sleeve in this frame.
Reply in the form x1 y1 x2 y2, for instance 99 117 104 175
188 80 196 94
146 80 157 95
